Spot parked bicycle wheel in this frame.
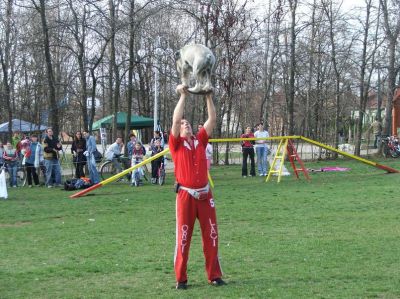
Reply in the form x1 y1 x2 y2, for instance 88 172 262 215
133 171 141 187
16 167 26 187
2 165 26 187
158 167 165 186
100 161 118 181
389 148 399 158
142 164 149 181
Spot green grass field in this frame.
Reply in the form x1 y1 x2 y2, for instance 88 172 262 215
1 157 400 298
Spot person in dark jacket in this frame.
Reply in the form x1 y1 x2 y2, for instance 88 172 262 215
149 139 164 184
71 131 87 178
240 126 256 177
42 128 63 188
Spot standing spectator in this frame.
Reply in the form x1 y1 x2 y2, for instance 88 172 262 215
254 123 269 176
71 131 87 178
241 126 256 177
163 130 169 144
370 118 382 149
0 141 4 165
126 133 137 160
43 128 63 188
149 139 163 184
169 85 225 290
83 131 100 184
12 131 21 149
150 131 164 147
199 124 213 169
105 137 124 173
206 142 213 170
24 134 42 187
3 142 18 187
13 131 26 159
20 138 31 165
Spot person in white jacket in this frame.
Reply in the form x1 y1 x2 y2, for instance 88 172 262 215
254 123 269 176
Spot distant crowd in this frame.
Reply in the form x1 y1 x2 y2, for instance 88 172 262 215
0 129 168 189
1 122 273 189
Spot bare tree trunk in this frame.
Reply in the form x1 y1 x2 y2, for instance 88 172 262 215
125 0 136 147
288 0 297 135
323 0 340 157
305 0 318 137
67 1 89 131
0 0 13 138
33 0 59 135
355 0 373 156
380 0 400 135
108 0 119 140
261 1 281 126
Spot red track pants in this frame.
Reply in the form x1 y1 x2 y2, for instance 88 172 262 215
174 188 223 283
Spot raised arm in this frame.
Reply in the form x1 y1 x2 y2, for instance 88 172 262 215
203 92 216 137
171 85 188 137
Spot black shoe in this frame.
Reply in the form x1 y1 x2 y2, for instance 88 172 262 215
176 281 187 290
209 278 226 286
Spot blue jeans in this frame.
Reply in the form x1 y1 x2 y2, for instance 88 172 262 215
256 146 268 175
111 158 122 173
7 162 17 187
88 154 100 184
44 159 62 186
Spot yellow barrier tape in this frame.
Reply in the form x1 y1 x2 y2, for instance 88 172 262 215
209 136 301 143
208 172 214 188
300 136 377 167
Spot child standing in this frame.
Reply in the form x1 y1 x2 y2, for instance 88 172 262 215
150 139 164 184
131 142 146 186
3 142 18 187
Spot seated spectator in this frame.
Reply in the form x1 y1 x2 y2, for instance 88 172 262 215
105 137 124 173
126 133 137 160
131 142 146 186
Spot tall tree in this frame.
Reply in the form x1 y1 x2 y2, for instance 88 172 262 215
322 0 343 153
0 0 14 137
31 0 60 135
380 0 400 135
65 0 90 130
287 0 298 135
355 0 378 155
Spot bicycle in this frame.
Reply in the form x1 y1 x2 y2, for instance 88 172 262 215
100 155 149 182
381 135 400 158
131 162 146 187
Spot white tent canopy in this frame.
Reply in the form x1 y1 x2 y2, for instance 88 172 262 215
0 119 47 133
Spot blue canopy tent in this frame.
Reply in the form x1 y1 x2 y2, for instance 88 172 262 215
0 119 47 133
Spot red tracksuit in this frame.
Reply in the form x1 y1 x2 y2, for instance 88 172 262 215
169 128 223 283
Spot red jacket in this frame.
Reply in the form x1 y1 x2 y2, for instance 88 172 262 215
3 148 18 162
241 133 255 148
